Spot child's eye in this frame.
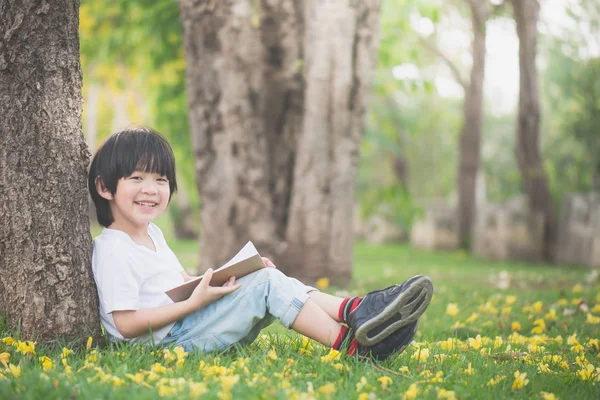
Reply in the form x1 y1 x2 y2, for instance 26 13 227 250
158 177 169 183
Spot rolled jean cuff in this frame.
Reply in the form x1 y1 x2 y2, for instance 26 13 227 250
279 291 310 328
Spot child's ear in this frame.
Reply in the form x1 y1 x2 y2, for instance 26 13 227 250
95 177 113 201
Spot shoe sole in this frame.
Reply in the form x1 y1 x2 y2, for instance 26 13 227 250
354 276 433 346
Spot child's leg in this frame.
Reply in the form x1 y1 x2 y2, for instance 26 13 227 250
306 292 344 322
290 298 341 346
162 268 344 351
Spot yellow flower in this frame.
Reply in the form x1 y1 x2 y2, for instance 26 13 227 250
377 376 393 390
494 336 504 349
468 335 482 350
567 333 579 346
399 366 409 374
512 371 529 391
446 303 459 316
320 349 340 363
465 313 479 323
0 352 10 368
332 363 347 372
540 392 558 400
126 372 146 385
441 338 455 350
505 295 517 305
533 301 543 313
318 382 336 397
560 361 570 370
587 338 599 351
557 299 568 306
358 393 371 400
586 313 600 324
86 336 93 350
502 306 512 315
511 322 522 331
545 308 557 321
61 348 74 358
267 348 278 360
572 283 583 293
577 364 595 381
403 383 419 400
355 376 368 392
434 354 448 363
299 336 314 355
531 319 546 334
8 364 21 378
437 388 457 400
39 356 53 371
487 375 506 387
189 382 208 396
464 362 474 375
538 363 551 374
151 363 167 375
157 385 178 397
1 337 14 346
592 304 600 313
315 277 330 290
411 348 429 362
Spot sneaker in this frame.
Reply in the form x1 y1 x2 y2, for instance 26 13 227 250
357 321 418 360
348 275 433 346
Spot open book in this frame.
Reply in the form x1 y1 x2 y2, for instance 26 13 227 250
165 241 266 302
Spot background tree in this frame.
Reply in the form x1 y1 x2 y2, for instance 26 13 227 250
0 0 100 340
179 0 381 283
510 0 556 260
417 0 498 248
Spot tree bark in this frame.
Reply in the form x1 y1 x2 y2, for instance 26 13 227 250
179 0 380 283
457 0 489 248
0 0 100 341
511 0 556 260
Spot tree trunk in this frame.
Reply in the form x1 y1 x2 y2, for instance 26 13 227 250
511 0 556 260
0 0 100 341
179 0 380 283
85 83 100 225
457 0 489 248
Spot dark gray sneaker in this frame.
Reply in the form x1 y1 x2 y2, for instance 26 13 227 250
348 275 433 346
358 320 419 360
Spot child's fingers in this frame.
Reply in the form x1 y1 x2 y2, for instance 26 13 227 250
218 283 241 294
200 268 214 288
261 257 276 268
223 276 236 287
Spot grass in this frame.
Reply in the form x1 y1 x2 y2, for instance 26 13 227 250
1 228 600 399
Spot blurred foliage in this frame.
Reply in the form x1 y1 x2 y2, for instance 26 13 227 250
539 0 600 205
80 0 197 210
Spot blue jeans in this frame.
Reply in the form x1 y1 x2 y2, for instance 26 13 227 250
161 268 316 353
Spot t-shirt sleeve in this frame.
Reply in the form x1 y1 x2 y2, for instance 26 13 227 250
94 248 141 314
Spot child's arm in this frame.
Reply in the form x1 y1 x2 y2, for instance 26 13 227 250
113 269 241 339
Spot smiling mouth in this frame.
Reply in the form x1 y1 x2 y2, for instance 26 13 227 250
135 201 157 207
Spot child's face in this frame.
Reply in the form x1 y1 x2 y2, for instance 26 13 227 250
107 171 171 230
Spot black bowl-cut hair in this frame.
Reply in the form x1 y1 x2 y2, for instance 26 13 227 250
88 127 178 227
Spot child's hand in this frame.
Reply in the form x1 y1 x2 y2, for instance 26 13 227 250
262 257 277 268
186 268 241 311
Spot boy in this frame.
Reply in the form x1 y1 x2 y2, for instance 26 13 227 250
89 127 433 360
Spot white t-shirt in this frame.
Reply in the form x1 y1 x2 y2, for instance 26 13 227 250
92 223 185 344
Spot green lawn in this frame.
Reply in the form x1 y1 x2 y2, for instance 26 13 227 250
1 232 599 399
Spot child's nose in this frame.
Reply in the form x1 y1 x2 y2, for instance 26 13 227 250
141 182 158 194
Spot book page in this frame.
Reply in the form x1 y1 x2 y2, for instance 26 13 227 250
165 241 266 302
